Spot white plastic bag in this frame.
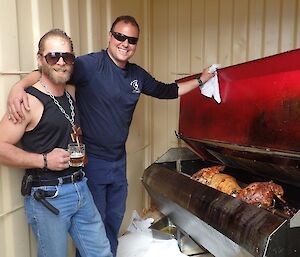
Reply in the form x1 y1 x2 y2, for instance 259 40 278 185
127 210 154 233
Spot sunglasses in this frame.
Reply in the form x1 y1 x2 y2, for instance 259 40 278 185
43 52 75 65
111 31 139 45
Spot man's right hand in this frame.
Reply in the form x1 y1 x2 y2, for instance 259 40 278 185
7 70 41 123
45 148 71 171
7 84 30 123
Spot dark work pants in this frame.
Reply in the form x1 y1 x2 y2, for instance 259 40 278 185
76 155 128 257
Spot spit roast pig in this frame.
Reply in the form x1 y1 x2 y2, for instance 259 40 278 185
191 166 286 208
191 165 241 196
236 181 286 207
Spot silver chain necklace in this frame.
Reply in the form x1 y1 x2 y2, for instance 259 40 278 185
40 79 75 127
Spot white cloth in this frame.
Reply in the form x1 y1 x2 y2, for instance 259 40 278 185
117 230 188 257
120 211 188 257
200 64 221 103
127 210 154 233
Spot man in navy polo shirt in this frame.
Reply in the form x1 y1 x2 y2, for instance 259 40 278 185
8 16 215 257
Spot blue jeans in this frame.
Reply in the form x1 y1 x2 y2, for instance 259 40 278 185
82 155 128 257
25 177 112 257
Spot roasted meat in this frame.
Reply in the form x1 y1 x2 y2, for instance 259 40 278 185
236 181 285 207
191 166 286 208
191 165 225 184
191 165 241 196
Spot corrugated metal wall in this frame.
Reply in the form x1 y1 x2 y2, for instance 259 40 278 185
0 0 299 256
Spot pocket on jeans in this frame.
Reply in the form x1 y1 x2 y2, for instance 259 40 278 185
31 185 59 199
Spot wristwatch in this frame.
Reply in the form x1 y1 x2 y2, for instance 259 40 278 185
195 75 203 87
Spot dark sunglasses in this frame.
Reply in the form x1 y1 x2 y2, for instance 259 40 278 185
111 31 139 45
43 52 75 65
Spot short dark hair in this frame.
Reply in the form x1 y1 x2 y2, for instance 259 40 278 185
110 15 140 34
38 28 74 55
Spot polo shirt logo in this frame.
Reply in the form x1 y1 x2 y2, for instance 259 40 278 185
131 80 141 93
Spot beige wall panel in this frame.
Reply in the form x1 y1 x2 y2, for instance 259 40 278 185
248 0 264 60
1 167 24 213
110 0 145 21
264 0 281 56
76 0 108 53
52 0 68 29
0 0 19 72
36 0 53 33
89 0 107 51
0 219 4 257
204 0 219 65
66 0 81 55
232 0 248 64
78 0 96 53
295 0 300 48
120 149 146 234
151 0 173 160
0 169 3 213
151 105 169 162
16 0 53 71
177 0 191 74
191 0 205 71
86 0 107 52
218 0 234 67
0 166 27 256
297 0 300 47
126 98 147 153
2 209 30 257
166 0 187 150
168 0 179 82
15 0 36 71
150 1 183 158
280 0 297 51
166 98 180 150
28 229 36 257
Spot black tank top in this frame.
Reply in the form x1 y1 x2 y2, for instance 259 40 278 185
22 87 81 177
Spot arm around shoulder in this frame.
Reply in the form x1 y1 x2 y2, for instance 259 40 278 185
7 70 41 122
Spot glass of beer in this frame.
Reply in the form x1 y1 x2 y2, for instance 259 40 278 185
68 143 85 167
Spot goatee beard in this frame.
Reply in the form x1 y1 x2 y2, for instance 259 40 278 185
42 65 72 84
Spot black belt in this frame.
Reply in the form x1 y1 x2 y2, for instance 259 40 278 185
32 170 85 187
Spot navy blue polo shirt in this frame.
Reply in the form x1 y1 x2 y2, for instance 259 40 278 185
70 49 178 161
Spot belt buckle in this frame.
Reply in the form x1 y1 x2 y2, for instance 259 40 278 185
58 177 63 186
71 171 82 183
